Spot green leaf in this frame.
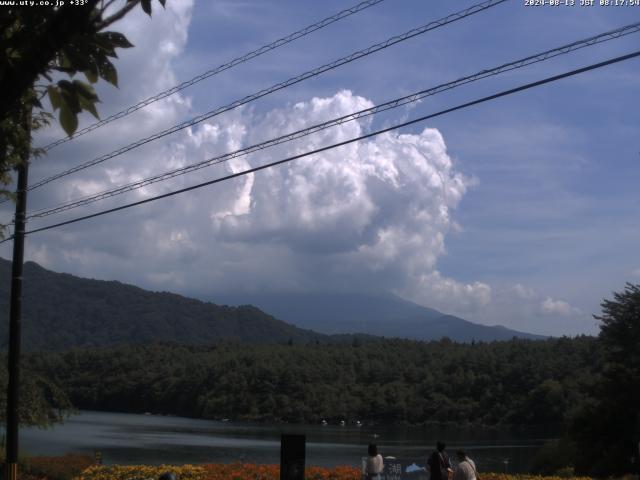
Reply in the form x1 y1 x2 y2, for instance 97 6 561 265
77 95 100 120
141 0 152 16
100 31 134 49
78 91 100 120
57 79 76 96
93 34 119 58
62 44 93 71
59 102 78 137
84 67 98 84
97 58 118 87
72 79 101 118
57 80 76 100
58 81 81 114
72 80 98 101
59 51 72 69
83 53 101 83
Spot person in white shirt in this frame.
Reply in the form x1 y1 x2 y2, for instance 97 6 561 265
453 450 478 480
365 444 384 480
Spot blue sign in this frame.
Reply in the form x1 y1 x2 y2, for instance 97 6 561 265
362 458 430 480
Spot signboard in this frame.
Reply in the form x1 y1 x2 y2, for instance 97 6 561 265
361 458 430 480
281 434 305 480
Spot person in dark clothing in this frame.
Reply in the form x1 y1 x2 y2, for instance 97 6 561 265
428 441 452 480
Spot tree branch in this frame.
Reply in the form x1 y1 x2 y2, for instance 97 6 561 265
95 0 141 31
102 0 120 12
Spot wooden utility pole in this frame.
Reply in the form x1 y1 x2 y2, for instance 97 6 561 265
4 116 30 480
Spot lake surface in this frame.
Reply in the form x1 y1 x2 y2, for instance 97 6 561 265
21 411 551 472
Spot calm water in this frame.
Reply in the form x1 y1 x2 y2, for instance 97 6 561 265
21 411 551 472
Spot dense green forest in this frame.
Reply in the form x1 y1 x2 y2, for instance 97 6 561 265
23 336 598 428
0 283 637 476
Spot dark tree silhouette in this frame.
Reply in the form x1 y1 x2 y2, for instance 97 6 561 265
570 283 640 477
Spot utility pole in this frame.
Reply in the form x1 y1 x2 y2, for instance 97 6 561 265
4 110 30 480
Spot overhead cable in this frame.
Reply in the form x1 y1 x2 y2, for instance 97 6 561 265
25 21 640 220
6 49 636 242
40 0 388 152
27 0 507 191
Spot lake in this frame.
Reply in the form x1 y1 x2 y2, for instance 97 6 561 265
21 411 551 472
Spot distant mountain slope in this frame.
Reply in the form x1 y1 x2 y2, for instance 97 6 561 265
0 258 327 350
215 292 546 342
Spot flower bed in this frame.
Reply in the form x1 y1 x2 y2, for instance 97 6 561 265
201 464 360 480
24 454 95 480
480 475 592 480
72 465 596 480
73 464 361 480
74 464 207 480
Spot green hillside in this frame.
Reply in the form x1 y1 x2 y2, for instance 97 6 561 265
0 258 326 350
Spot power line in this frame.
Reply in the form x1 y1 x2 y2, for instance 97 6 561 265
24 21 640 220
40 0 388 152
8 49 637 242
27 0 507 192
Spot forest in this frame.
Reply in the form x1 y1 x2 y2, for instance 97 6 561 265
1 283 638 477
19 336 597 428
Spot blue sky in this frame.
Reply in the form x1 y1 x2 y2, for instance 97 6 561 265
2 0 639 335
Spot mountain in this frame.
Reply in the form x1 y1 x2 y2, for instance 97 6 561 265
0 258 544 350
0 258 328 350
214 292 546 342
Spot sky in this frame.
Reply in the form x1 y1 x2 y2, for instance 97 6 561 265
2 0 639 336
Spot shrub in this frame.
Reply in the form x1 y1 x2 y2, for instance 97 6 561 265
73 464 206 480
24 454 95 480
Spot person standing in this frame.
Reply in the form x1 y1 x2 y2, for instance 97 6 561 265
453 450 479 480
428 441 453 480
365 444 384 480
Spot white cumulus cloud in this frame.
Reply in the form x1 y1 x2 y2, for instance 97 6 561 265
170 90 476 305
1 2 502 332
540 297 581 316
19 81 482 314
512 283 537 300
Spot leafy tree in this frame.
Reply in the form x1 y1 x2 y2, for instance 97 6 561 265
0 358 72 427
569 283 640 477
0 0 166 222
531 439 577 476
0 0 167 425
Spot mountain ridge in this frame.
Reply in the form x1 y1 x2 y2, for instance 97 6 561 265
214 292 546 341
0 258 328 350
0 258 545 349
